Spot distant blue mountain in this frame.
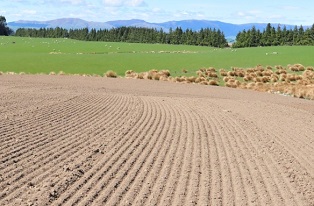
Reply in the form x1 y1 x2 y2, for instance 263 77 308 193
8 18 309 39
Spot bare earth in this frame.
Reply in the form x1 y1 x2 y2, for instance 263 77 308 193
0 75 313 206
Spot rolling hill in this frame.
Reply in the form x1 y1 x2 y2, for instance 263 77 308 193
8 18 307 38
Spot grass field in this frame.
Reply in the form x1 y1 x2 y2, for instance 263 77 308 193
1 36 314 76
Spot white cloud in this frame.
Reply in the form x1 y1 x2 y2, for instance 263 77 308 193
282 6 300 11
60 0 85 5
22 9 37 15
103 0 146 7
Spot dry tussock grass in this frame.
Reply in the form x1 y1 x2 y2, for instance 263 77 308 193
289 64 305 72
4 64 313 100
105 70 117 78
208 80 219 86
58 71 65 75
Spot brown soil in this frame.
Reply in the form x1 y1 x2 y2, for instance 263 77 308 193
0 74 313 206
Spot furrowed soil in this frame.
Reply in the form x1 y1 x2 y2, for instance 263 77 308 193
0 74 313 206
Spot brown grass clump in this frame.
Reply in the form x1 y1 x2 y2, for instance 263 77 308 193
199 68 206 72
289 64 305 72
271 77 278 83
223 77 230 82
0 71 3 75
306 66 314 71
255 65 265 72
287 74 297 81
225 82 237 88
200 81 208 85
262 76 270 83
105 70 117 78
256 71 263 77
187 76 197 83
208 72 218 78
206 67 216 72
136 72 144 79
125 70 138 78
246 82 256 89
58 71 65 75
159 76 168 81
243 75 253 82
49 71 56 75
235 80 241 87
182 69 188 73
196 70 203 77
276 69 287 75
208 80 219 86
195 77 201 83
220 71 228 76
174 76 186 83
262 70 273 76
237 71 245 77
152 73 161 80
254 77 262 82
227 71 235 76
275 65 284 70
159 70 171 77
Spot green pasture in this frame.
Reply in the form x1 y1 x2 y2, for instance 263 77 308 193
1 36 313 76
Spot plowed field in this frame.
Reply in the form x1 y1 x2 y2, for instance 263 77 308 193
0 75 313 206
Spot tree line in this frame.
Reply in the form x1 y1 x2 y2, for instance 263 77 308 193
3 14 314 48
233 23 314 48
15 26 228 48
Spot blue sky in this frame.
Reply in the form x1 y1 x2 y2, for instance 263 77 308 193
1 0 313 25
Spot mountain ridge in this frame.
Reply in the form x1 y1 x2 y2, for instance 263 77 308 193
8 18 309 38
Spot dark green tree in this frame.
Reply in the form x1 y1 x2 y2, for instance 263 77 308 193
0 16 13 36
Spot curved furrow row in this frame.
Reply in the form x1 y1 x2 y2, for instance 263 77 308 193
193 110 212 205
262 124 314 171
23 94 143 204
220 111 302 205
183 105 202 206
0 94 141 204
0 94 122 200
192 100 280 205
138 99 185 206
0 94 117 161
0 92 74 121
0 95 112 178
81 97 166 205
53 95 155 205
224 112 314 205
107 97 176 206
0 94 88 154
156 101 189 206
170 106 194 206
203 111 238 205
208 111 272 205
215 107 298 205
97 96 172 205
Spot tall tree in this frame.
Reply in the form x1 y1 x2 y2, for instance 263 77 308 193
0 16 13 36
